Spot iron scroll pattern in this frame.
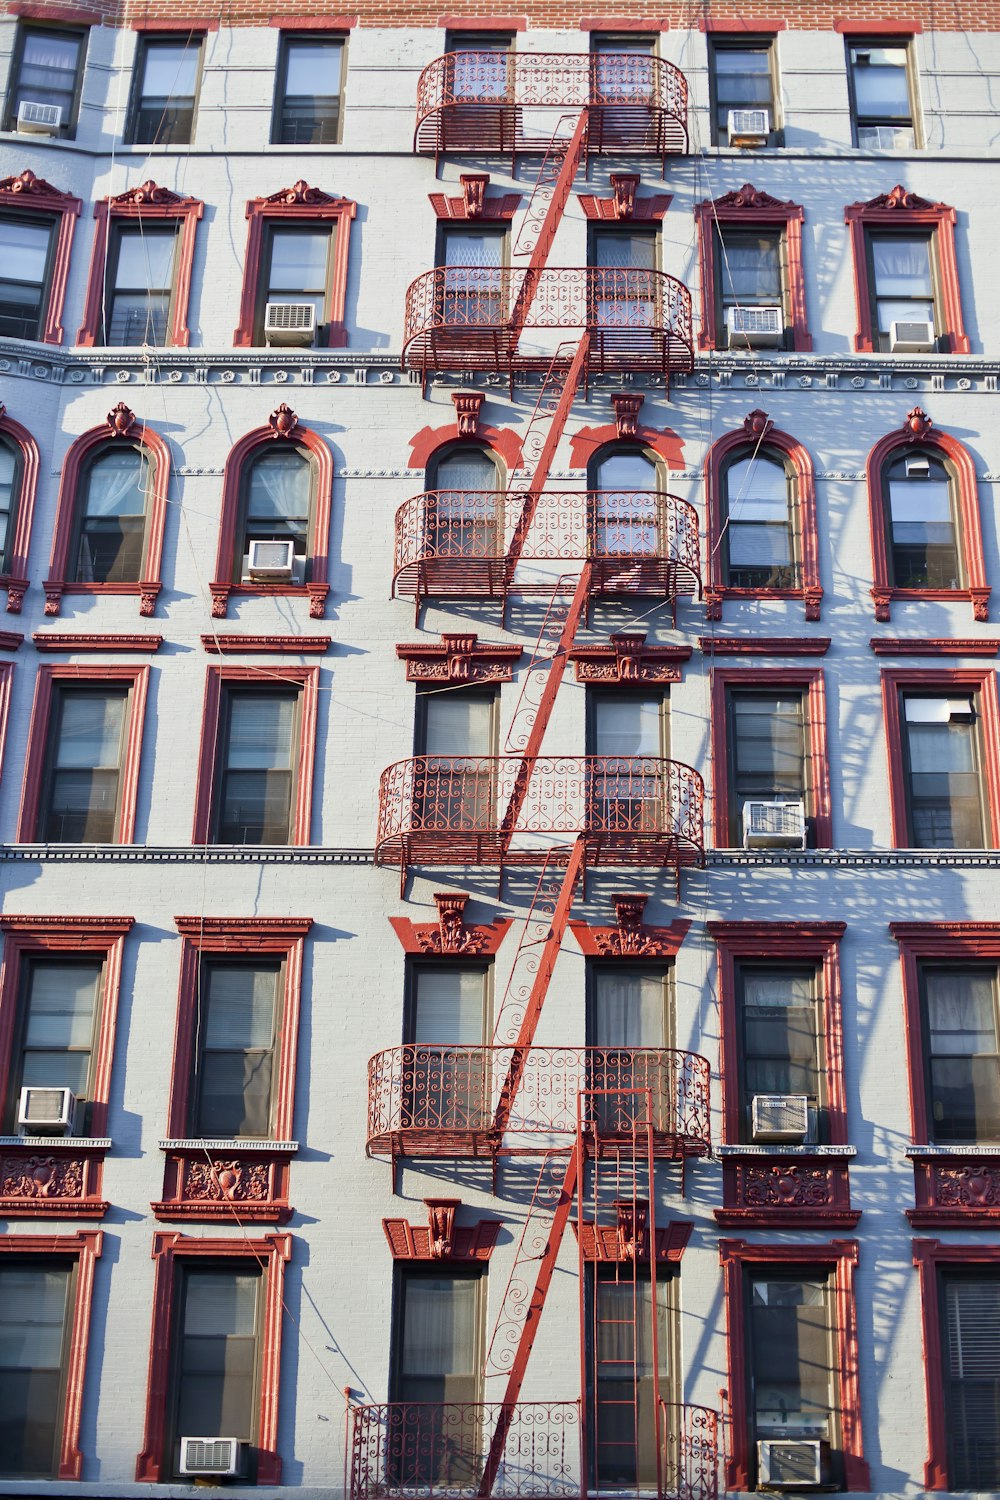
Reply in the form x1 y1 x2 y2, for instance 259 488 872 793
661 1401 720 1500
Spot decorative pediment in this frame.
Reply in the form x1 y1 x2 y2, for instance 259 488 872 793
612 393 643 438
569 896 690 958
569 633 692 685
262 180 346 207
383 1199 502 1261
396 633 523 684
578 176 671 222
390 892 513 956
452 391 484 436
856 184 937 212
429 174 521 221
0 168 77 202
109 180 188 208
709 182 795 212
573 1205 692 1262
268 403 299 439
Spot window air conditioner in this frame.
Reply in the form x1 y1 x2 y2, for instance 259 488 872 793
726 304 784 347
17 1086 76 1135
757 1439 826 1487
245 539 296 581
264 301 317 347
17 100 63 134
751 1093 810 1142
728 108 769 145
178 1437 244 1478
742 800 807 850
889 319 934 353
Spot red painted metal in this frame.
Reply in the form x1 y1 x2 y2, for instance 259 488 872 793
491 846 585 1046
414 51 689 162
508 112 589 334
505 338 590 564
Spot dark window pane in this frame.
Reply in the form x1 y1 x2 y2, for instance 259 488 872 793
244 450 312 550
76 448 149 583
731 692 805 802
713 46 772 139
131 37 200 144
17 960 100 1112
903 697 984 849
925 969 1000 1142
0 217 53 340
749 1274 833 1440
887 453 958 588
45 689 127 843
11 29 83 124
0 442 18 563
0 1264 70 1477
725 454 794 587
944 1275 1000 1488
105 227 177 347
194 965 278 1137
177 1271 259 1442
218 693 297 845
274 38 342 144
849 43 913 145
741 969 822 1138
263 227 331 331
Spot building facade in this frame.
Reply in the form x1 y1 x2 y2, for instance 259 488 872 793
0 1 999 1495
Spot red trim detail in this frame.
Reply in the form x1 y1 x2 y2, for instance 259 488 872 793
167 918 312 1143
704 415 821 619
577 183 671 221
871 637 1000 656
880 668 1000 848
0 632 22 650
191 664 319 845
710 667 832 848
152 1146 293 1223
567 423 684 470
269 12 358 25
0 171 81 346
0 662 15 793
77 185 203 348
698 15 787 28
210 417 332 619
397 633 522 683
570 633 691 683
233 183 356 349
695 186 810 352
912 1238 1000 1488
908 1154 1000 1225
569 897 689 958
719 1238 869 1492
44 414 170 618
429 175 521 221
407 423 522 473
32 633 162 652
200 633 331 654
0 916 134 1141
834 16 922 31
573 1212 692 1260
8 3 98 22
438 15 526 28
0 1230 103 1479
580 15 670 27
865 417 988 622
716 1158 859 1227
0 1143 108 1218
0 405 40 613
390 892 512 956
130 15 219 28
17 665 149 843
708 922 848 1146
845 188 969 354
383 1200 501 1260
700 636 830 656
136 1231 290 1484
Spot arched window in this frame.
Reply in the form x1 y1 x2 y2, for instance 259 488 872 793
234 446 316 585
73 444 150 584
0 438 22 577
720 448 795 588
589 446 661 556
427 444 502 559
882 447 959 589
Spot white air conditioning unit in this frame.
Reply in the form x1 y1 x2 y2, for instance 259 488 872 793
752 1093 810 1142
757 1438 826 1487
178 1437 244 1478
264 302 317 347
245 539 296 580
17 1086 76 1135
889 318 935 353
726 304 784 347
728 108 769 145
742 800 807 850
17 100 63 134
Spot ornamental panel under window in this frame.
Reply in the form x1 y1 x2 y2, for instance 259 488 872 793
709 41 777 146
0 215 55 341
169 1265 262 1480
191 961 282 1138
747 1270 838 1484
738 965 825 1144
847 41 916 150
727 690 808 847
213 687 301 845
884 449 961 589
73 445 151 585
900 693 986 848
921 965 1000 1144
6 957 102 1134
39 684 133 843
101 224 180 348
0 1260 73 1478
272 35 344 145
128 34 203 145
722 451 796 588
5 26 87 136
941 1271 1000 1489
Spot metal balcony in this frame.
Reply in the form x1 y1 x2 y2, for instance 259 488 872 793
375 756 704 879
367 1045 712 1161
414 52 689 162
350 1401 719 1500
401 268 694 384
392 490 701 611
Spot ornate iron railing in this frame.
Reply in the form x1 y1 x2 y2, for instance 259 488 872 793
414 52 689 156
374 756 704 871
349 1401 719 1500
392 490 701 602
366 1045 712 1157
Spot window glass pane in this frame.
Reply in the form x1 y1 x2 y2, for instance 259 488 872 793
401 1276 478 1378
16 30 81 114
412 968 485 1045
591 696 661 756
226 694 294 771
719 235 781 302
591 230 657 270
267 229 330 296
750 1275 833 1438
46 689 126 843
218 692 296 845
0 218 52 339
54 692 125 770
904 700 983 849
245 450 311 545
107 228 176 345
177 1271 259 1440
132 37 199 142
114 228 176 292
196 964 277 1136
276 38 342 144
850 45 910 115
77 448 149 583
442 229 504 268
742 969 820 1117
926 969 1000 1141
0 443 16 558
872 236 931 297
285 38 342 95
23 962 99 1048
140 39 199 97
595 452 656 490
944 1275 1000 1488
421 692 493 756
0 1264 69 1478
732 693 804 798
592 967 666 1048
203 966 277 1051
447 36 510 100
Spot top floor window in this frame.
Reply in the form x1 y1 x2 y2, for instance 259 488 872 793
127 33 203 145
4 25 87 136
590 34 656 102
709 40 777 145
847 40 916 150
444 32 512 102
272 34 344 145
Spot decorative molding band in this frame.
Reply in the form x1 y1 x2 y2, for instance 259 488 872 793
383 1199 502 1262
200 634 331 654
158 1139 299 1153
870 637 1000 656
700 636 831 656
0 632 23 651
32 633 163 653
717 1145 857 1158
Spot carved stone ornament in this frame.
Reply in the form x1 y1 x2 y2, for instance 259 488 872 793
268 403 299 439
573 1214 693 1263
0 1154 84 1199
106 401 136 438
264 180 337 206
804 585 823 623
611 173 639 220
0 402 6 421
111 180 183 208
744 1163 835 1209
932 1161 1000 1209
461 173 489 217
716 1156 859 1227
570 632 691 685
742 408 773 442
714 183 794 212
0 167 72 199
383 1201 501 1261
0 1144 108 1218
426 1197 459 1258
153 1145 292 1223
871 585 894 623
429 177 520 221
615 1198 648 1259
182 1159 271 1204
396 632 522 684
6 579 27 615
569 897 690 959
389 894 513 957
452 390 484 437
612 392 643 438
862 184 936 211
903 406 933 443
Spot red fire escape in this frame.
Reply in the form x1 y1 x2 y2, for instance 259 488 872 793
359 60 718 1500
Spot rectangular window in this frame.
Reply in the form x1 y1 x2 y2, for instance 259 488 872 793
272 34 343 145
192 962 281 1138
39 684 132 843
102 224 179 347
739 965 824 1142
748 1271 836 1451
444 32 512 102
6 957 102 1132
438 225 507 327
590 33 656 102
588 690 666 835
716 227 786 348
213 688 300 845
416 687 498 828
941 1272 1000 1489
170 1265 261 1471
588 1269 675 1488
127 33 202 145
727 689 806 844
589 963 671 1133
900 693 985 848
0 215 55 341
866 231 936 351
709 40 776 145
589 225 658 329
0 1261 72 1477
921 966 1000 1143
406 964 489 1130
5 25 86 135
391 1268 485 1487
847 40 916 149
257 224 333 345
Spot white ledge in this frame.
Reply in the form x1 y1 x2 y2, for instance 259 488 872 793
906 1144 1000 1157
716 1144 857 1158
158 1138 299 1153
0 1136 111 1149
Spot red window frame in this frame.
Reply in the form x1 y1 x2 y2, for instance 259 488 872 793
0 1229 103 1479
232 181 357 348
880 667 1000 848
76 183 203 348
209 412 333 619
912 1239 1000 1490
844 186 970 354
0 168 81 346
43 408 171 618
704 412 821 620
866 416 989 623
135 1230 291 1484
719 1238 869 1491
710 665 832 848
17 663 150 844
694 184 811 353
191 665 319 846
0 403 40 614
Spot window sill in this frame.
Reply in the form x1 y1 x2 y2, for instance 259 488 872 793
706 582 822 622
210 579 329 619
872 583 989 622
716 1150 859 1228
718 1144 856 1156
43 578 161 617
0 1136 110 1218
152 1140 296 1222
907 1149 1000 1224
